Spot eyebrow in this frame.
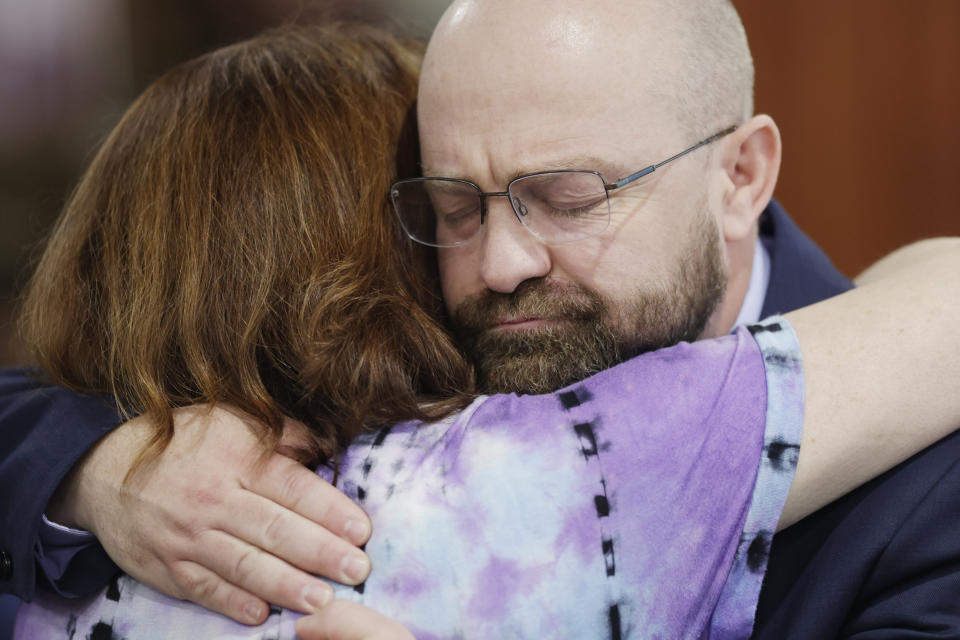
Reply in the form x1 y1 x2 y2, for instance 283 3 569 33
421 155 639 186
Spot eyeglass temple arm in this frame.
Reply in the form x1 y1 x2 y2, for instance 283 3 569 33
606 124 739 190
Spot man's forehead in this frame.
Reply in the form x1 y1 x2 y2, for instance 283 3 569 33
418 0 687 187
418 87 678 186
420 0 671 106
427 0 659 67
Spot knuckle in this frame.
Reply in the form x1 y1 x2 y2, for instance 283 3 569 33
170 565 217 604
277 464 313 509
261 509 291 549
181 476 227 510
165 488 227 540
229 546 261 585
167 510 207 541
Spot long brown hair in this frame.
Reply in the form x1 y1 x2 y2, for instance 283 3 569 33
19 23 473 468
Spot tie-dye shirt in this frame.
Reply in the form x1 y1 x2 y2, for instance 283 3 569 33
16 317 803 640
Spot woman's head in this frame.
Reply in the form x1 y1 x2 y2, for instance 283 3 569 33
21 23 473 465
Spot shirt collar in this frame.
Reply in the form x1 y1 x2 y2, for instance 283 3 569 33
733 237 771 327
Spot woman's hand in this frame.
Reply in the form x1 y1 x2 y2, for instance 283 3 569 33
296 601 415 640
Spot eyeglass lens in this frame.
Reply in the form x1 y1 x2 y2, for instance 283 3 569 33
391 172 611 248
509 172 610 243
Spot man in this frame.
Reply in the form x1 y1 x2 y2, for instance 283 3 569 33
415 0 768 394
1 1 957 638
414 5 960 638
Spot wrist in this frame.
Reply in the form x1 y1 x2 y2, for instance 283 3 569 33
52 414 146 534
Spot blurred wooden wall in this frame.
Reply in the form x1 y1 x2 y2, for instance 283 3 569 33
734 1 960 277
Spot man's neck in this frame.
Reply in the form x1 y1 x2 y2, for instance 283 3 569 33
701 236 770 338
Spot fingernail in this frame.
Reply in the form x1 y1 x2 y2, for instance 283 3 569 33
243 602 266 624
303 582 332 610
340 552 370 582
343 519 370 544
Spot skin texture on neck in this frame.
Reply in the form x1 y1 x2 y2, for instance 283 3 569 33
704 224 760 338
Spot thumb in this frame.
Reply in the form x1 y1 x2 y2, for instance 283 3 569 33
295 601 414 640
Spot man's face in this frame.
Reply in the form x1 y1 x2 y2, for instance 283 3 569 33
448 209 727 394
418 5 730 394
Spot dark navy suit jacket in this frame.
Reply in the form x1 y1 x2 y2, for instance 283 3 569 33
1 201 957 638
753 204 960 639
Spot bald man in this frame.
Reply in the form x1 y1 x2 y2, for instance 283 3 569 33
417 0 769 395
2 2 960 639
395 2 960 638
411 3 960 639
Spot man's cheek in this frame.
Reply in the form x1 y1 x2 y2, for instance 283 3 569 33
437 251 470 313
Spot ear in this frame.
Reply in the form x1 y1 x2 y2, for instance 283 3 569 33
716 115 782 241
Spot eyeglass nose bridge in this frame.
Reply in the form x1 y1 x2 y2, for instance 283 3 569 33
477 190 529 229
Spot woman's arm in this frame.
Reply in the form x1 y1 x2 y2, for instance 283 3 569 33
853 237 956 286
779 238 960 528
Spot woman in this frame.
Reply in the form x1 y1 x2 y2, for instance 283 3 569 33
11 22 960 640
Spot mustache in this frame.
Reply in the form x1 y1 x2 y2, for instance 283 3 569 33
451 278 605 333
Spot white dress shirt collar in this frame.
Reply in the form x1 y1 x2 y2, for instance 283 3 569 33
733 238 771 327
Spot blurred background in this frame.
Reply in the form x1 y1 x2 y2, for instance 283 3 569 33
0 1 958 634
1 0 958 368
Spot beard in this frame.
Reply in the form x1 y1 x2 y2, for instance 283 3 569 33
450 211 728 395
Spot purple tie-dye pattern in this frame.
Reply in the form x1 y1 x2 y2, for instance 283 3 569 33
15 318 802 640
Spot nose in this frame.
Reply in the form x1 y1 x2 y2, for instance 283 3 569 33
478 197 552 294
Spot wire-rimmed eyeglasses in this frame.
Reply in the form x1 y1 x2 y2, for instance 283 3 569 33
389 125 737 248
